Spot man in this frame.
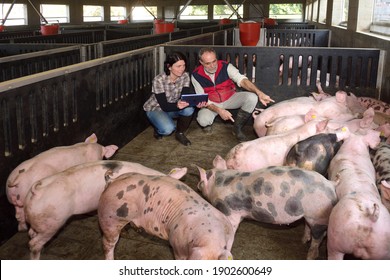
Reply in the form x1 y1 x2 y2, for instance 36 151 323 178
191 47 274 141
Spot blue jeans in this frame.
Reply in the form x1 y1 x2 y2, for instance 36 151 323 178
146 107 195 136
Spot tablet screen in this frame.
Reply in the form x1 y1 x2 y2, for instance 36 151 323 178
181 94 208 106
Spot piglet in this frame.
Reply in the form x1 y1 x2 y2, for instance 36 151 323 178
25 160 172 260
285 128 350 176
196 163 337 260
98 171 234 260
6 134 118 231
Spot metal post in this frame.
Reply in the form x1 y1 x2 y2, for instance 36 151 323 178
142 0 157 19
0 0 17 25
223 0 244 22
175 0 193 22
27 0 48 24
227 0 246 20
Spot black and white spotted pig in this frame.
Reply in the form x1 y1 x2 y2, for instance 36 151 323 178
285 133 345 176
196 162 337 260
98 170 235 260
371 142 390 211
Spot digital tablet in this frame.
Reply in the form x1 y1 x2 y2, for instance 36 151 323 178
181 94 208 106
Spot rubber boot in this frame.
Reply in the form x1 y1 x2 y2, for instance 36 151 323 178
175 115 192 146
153 128 162 140
232 109 252 142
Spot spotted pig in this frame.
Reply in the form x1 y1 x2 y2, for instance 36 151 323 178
196 163 337 260
98 171 234 260
371 142 390 211
285 132 346 176
357 97 390 115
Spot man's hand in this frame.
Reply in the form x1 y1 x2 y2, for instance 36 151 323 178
219 108 234 122
259 92 275 106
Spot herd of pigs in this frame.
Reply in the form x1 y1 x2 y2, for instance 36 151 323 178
5 83 390 260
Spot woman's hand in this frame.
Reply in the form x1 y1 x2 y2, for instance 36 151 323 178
177 100 189 109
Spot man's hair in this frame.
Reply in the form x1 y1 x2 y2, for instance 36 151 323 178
164 51 187 75
198 47 217 61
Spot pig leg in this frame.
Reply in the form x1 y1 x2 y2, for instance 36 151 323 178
100 219 129 260
15 206 28 231
305 221 328 260
307 229 326 260
301 223 311 244
28 228 57 260
327 247 345 260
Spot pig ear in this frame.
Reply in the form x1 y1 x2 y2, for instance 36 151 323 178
304 109 318 123
366 130 381 149
363 107 375 118
380 180 390 200
360 111 374 128
316 119 329 132
195 165 208 192
85 133 98 143
335 127 350 141
103 145 118 159
168 167 187 180
380 181 390 210
213 155 227 170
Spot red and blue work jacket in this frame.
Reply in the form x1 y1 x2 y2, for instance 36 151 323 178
192 60 236 103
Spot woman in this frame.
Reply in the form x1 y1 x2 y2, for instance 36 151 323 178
143 52 195 146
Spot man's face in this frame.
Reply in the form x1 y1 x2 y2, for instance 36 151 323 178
200 52 218 74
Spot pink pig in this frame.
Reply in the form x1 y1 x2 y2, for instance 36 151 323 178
25 160 171 260
98 171 234 260
6 133 118 231
253 96 317 137
254 91 359 137
222 119 352 172
327 129 390 259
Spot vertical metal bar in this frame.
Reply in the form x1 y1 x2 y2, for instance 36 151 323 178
1 0 17 25
176 0 193 21
27 0 49 24
223 0 244 22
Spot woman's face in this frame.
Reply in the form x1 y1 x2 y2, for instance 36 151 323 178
169 60 186 78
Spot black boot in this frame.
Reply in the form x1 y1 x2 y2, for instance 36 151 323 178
175 115 192 146
153 128 162 140
232 109 252 142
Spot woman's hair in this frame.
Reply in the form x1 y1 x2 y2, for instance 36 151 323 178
164 51 187 75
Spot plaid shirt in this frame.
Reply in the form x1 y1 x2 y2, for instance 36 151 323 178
143 72 190 111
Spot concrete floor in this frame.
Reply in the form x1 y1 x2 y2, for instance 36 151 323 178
0 120 327 260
